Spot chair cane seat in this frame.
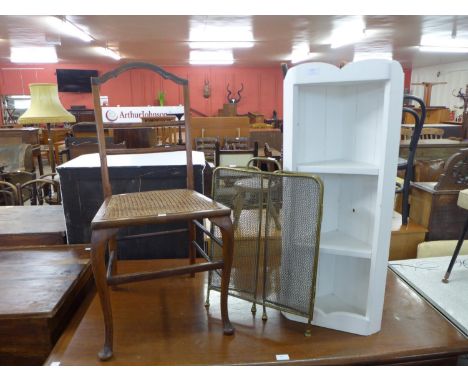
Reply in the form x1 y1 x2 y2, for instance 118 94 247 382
92 189 231 229
457 189 468 210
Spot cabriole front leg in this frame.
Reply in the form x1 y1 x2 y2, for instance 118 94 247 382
91 227 118 361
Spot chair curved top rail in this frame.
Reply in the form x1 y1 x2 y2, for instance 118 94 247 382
400 96 427 226
404 95 426 127
247 156 282 171
402 107 421 152
91 61 188 86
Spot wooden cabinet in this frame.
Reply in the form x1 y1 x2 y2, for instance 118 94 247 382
0 127 39 145
68 109 95 123
403 107 450 124
283 60 404 335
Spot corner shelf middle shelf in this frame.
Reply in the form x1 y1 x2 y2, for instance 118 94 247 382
297 160 379 175
319 230 372 259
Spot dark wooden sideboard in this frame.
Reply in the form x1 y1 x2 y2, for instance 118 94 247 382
56 151 206 259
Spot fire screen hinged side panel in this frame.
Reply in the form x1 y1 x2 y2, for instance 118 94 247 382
206 167 323 334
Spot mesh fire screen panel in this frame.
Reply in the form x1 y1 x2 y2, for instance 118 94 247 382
207 167 323 334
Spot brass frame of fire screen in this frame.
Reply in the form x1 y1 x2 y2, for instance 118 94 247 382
206 166 324 336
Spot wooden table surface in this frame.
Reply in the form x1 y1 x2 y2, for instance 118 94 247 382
400 138 468 147
0 205 66 246
46 259 468 365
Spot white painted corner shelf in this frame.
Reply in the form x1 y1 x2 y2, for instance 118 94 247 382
282 60 404 335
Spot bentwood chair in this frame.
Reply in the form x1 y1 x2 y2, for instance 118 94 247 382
398 95 426 225
0 180 19 205
420 127 444 140
18 176 61 205
90 62 234 361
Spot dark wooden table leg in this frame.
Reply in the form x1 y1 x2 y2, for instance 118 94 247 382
91 228 117 361
211 215 235 335
34 147 44 176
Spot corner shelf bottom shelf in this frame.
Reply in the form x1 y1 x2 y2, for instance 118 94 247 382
314 293 366 316
282 293 371 335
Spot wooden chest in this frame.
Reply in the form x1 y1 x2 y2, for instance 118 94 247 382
0 245 93 365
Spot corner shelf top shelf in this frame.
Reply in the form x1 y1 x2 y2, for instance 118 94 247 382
297 160 379 175
286 60 399 87
320 230 372 259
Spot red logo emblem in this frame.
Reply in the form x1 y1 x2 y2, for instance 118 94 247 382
105 110 118 122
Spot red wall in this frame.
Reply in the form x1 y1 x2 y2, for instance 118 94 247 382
0 63 284 119
403 68 412 91
0 62 413 121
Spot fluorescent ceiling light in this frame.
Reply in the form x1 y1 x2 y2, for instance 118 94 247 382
353 51 393 61
96 47 121 60
290 43 319 64
189 41 254 49
189 50 234 65
10 47 58 63
328 18 367 49
420 34 468 47
47 16 94 42
419 45 468 53
190 25 253 42
419 34 468 53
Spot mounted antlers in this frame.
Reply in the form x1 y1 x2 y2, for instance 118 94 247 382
203 79 211 99
227 83 244 104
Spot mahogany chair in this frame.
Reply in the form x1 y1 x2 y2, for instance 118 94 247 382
223 136 250 150
215 141 259 167
141 115 178 145
420 127 444 140
195 136 219 163
230 157 282 230
400 127 413 141
90 62 234 361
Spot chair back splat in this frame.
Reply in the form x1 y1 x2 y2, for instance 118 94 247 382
91 62 194 199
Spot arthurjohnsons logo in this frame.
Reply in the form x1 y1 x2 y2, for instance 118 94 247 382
105 110 118 122
105 109 170 122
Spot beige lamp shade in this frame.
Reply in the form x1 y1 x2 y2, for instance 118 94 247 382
18 83 76 124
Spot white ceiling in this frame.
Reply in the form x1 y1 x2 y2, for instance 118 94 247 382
1 15 468 69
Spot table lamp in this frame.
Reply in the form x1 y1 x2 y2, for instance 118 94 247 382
18 83 76 172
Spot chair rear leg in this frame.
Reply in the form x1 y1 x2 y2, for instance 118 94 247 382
211 215 235 335
188 220 196 277
107 235 118 277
